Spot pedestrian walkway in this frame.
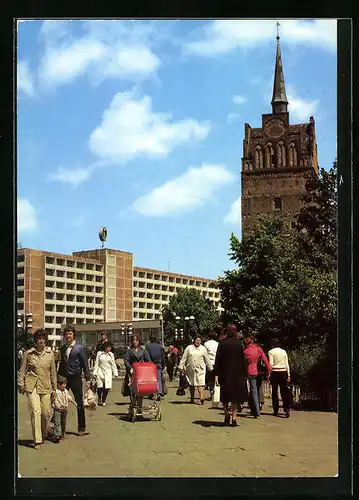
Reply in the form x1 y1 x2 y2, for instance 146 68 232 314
17 378 338 478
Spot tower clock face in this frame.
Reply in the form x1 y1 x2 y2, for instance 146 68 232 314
264 118 285 139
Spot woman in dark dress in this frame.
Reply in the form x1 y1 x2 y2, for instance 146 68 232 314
213 324 248 427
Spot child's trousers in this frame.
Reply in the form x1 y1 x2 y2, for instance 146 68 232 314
53 409 68 437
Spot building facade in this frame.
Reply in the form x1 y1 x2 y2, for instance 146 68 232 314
16 247 221 338
241 33 319 235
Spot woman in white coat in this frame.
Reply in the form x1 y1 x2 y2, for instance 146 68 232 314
93 341 118 406
178 336 213 405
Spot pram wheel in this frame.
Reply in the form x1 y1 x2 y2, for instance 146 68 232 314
156 408 162 421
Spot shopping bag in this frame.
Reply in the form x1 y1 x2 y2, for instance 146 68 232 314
84 388 97 410
212 385 220 407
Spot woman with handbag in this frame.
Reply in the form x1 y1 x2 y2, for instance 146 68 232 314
243 334 271 418
93 341 118 406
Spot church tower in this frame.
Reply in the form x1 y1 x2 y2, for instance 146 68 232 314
241 25 319 235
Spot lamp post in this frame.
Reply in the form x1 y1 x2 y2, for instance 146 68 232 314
175 314 195 345
121 322 133 348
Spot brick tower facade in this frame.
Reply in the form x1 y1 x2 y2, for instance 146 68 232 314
241 29 319 235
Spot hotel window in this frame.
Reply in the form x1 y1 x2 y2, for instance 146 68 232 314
45 304 55 312
57 258 65 266
147 313 154 319
162 295 168 301
175 277 181 284
17 290 24 298
56 292 65 301
155 313 160 320
77 273 85 280
86 263 94 271
154 294 160 300
162 285 168 291
17 266 24 275
147 273 153 279
77 262 85 269
46 292 55 300
95 308 103 316
17 254 25 263
45 316 54 323
45 280 54 288
95 265 102 272
66 294 75 302
196 281 201 287
95 286 103 294
95 276 103 283
56 305 65 312
134 312 139 318
154 274 160 280
17 278 24 286
66 260 75 267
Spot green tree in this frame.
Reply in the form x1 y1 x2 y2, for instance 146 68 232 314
217 161 337 392
162 288 220 346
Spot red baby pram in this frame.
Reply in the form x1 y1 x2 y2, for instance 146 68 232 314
128 362 162 423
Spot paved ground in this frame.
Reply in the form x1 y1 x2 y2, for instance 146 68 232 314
18 377 338 478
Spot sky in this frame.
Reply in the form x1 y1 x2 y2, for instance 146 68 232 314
17 19 337 280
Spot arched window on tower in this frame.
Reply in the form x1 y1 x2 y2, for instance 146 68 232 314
288 143 297 167
265 143 274 169
277 141 286 167
255 146 263 169
273 197 282 211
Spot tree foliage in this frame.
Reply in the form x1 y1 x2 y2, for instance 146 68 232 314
162 288 220 346
218 162 338 362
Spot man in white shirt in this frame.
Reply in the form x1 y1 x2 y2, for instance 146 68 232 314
268 338 291 418
204 332 219 398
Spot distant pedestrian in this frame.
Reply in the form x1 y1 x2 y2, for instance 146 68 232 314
268 338 291 418
243 334 271 418
96 332 110 353
58 324 91 436
166 345 177 382
93 341 118 406
204 332 219 398
178 336 213 405
213 324 248 427
17 329 57 449
146 334 166 400
51 375 77 443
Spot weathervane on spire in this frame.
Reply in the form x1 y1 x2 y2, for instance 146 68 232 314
276 21 280 40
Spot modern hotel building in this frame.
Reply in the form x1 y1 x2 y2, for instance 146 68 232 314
16 247 222 343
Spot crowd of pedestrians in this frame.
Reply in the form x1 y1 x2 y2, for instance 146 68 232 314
18 321 292 448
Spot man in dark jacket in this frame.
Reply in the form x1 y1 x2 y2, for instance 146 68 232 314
96 332 109 353
58 324 91 436
146 335 166 400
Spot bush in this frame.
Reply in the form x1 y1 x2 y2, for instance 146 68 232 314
288 341 326 387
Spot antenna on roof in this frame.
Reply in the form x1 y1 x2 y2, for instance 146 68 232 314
99 227 108 249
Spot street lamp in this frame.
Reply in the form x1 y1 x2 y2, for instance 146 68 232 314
121 322 133 347
175 314 195 345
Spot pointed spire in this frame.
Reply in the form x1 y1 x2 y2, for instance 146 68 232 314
271 22 288 114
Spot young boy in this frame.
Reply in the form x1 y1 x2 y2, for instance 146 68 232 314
51 375 77 443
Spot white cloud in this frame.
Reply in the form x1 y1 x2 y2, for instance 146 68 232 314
38 20 162 88
224 197 241 225
185 20 336 56
287 85 319 121
17 61 35 96
89 90 211 163
227 113 241 124
232 94 247 105
131 164 234 216
48 166 93 188
18 199 38 232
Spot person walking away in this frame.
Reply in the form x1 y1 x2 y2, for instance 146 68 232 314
166 345 177 382
243 334 271 418
146 335 166 400
204 332 219 399
124 333 151 414
173 346 180 377
213 324 248 427
178 336 213 405
268 338 291 417
18 329 57 449
51 375 77 443
93 341 118 406
58 324 91 436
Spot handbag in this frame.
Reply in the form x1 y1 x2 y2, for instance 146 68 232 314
257 347 267 373
84 388 97 410
121 374 131 397
161 373 168 396
212 384 220 405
